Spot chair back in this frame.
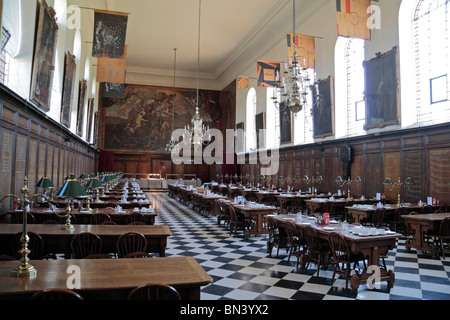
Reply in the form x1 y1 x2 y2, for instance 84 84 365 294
116 232 147 258
12 231 44 260
70 232 102 259
126 212 146 225
126 284 181 300
266 216 278 237
30 289 84 300
372 208 386 227
305 226 322 252
124 252 153 258
328 232 350 263
229 206 238 223
90 213 111 225
284 221 297 246
421 205 433 214
11 212 35 224
439 217 450 237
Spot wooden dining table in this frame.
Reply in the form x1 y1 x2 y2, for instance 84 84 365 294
274 214 401 293
5 207 158 225
401 212 450 258
220 199 276 238
0 257 212 300
0 223 171 258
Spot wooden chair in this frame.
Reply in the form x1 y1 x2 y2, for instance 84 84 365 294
84 253 113 259
430 217 450 260
421 205 433 214
90 213 111 225
287 198 303 214
70 232 102 259
304 226 331 277
217 203 230 228
228 206 254 238
126 284 181 300
100 220 118 225
124 252 153 258
12 232 44 260
116 232 147 258
284 221 306 265
371 208 387 228
30 288 84 300
11 212 35 224
126 212 146 225
328 232 366 290
388 207 407 233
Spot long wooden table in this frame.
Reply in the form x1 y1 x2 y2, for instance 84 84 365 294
220 200 276 238
0 224 171 258
274 214 401 292
0 257 212 300
5 207 158 225
401 212 449 258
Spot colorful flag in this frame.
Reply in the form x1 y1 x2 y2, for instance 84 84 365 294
237 76 250 89
336 0 371 40
257 61 281 88
92 10 128 59
286 32 315 69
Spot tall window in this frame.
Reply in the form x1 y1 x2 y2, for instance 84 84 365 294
413 0 450 124
335 36 366 138
246 88 257 152
266 87 280 150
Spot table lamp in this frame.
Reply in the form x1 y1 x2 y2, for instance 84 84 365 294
384 177 414 206
54 174 87 231
86 176 104 203
35 176 55 202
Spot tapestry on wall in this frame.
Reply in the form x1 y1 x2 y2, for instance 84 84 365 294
102 85 222 154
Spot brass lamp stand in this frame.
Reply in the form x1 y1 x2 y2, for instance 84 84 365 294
336 176 362 200
384 177 414 207
303 176 323 196
0 178 43 278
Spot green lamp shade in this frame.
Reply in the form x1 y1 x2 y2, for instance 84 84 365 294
303 176 310 181
383 178 394 185
335 176 344 183
317 176 324 181
36 177 55 188
101 175 112 183
355 176 362 182
55 179 88 198
79 174 88 179
404 177 414 185
86 178 104 189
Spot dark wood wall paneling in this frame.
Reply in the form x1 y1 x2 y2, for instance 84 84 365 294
238 124 450 205
0 86 98 211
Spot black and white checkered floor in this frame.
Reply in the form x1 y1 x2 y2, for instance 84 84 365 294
150 193 450 301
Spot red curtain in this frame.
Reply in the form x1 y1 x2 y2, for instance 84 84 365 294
98 150 114 172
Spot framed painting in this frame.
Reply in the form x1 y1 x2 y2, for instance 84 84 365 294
313 76 335 139
364 46 400 130
86 98 95 142
60 52 76 128
76 79 87 137
30 0 58 112
255 112 266 149
279 103 293 144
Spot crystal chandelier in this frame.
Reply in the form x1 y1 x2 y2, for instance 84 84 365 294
272 0 319 114
165 48 178 153
182 0 211 147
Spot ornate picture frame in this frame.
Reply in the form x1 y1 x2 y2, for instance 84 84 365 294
30 0 58 112
76 79 87 137
255 112 266 149
60 52 76 128
279 104 293 145
364 46 400 130
313 76 335 139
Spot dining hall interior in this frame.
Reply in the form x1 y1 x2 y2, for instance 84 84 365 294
0 0 449 304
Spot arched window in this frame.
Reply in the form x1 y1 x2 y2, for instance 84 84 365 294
266 87 280 150
412 0 450 124
335 36 366 138
246 88 257 153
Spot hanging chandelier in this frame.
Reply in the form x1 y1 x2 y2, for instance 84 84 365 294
165 48 178 153
272 0 320 114
182 0 211 148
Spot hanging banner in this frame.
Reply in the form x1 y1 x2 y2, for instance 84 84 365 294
96 45 127 83
286 32 315 69
237 76 249 89
257 60 280 88
336 0 371 40
92 9 128 59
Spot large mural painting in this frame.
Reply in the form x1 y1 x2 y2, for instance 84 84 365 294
102 85 222 154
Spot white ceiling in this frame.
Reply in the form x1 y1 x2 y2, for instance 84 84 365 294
79 0 327 89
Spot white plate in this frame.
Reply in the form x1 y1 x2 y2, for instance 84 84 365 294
323 227 335 231
308 217 315 220
283 218 295 221
329 220 339 224
385 231 396 234
299 222 310 225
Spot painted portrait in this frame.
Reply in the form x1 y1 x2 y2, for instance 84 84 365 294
30 0 58 111
61 52 76 128
313 76 335 139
